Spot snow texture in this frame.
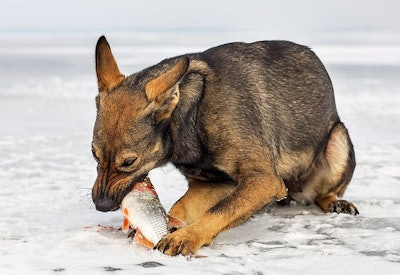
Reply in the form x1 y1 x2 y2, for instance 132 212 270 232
1 30 400 274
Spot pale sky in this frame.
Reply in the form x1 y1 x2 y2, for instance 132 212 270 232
0 0 399 32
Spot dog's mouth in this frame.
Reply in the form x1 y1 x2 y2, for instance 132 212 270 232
94 174 148 212
115 174 148 209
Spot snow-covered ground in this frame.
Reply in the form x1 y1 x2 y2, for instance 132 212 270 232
1 30 399 274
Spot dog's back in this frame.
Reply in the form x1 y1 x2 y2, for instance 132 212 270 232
172 41 340 181
202 40 337 145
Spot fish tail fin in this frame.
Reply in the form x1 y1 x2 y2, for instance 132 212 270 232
122 217 130 233
134 229 155 249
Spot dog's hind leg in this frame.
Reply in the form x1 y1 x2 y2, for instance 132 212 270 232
168 178 236 225
293 122 358 215
315 122 358 215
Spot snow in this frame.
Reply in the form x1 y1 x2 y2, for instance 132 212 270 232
1 30 400 274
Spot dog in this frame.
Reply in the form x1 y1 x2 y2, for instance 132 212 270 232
91 36 358 256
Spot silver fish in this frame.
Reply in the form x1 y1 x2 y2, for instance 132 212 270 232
121 177 168 248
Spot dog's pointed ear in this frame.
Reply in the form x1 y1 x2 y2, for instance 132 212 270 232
145 58 189 122
95 36 125 93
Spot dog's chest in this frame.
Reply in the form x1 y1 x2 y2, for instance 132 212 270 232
173 162 235 184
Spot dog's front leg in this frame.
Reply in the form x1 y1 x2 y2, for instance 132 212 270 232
156 166 287 256
168 178 236 225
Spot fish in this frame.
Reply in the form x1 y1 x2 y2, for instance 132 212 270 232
121 177 185 249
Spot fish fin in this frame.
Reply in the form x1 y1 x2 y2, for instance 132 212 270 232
134 229 155 249
167 215 186 232
122 217 130 233
123 208 129 216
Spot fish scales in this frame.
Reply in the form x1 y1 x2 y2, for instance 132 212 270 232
121 178 169 247
126 191 168 243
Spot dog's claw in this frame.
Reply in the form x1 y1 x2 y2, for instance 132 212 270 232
162 243 170 253
155 238 170 254
155 227 203 256
156 236 180 256
329 200 359 215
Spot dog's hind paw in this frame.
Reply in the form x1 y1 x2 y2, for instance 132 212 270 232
329 200 359 215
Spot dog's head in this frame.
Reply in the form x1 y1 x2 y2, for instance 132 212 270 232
91 36 188 212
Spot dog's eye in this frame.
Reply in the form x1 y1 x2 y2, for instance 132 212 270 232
121 158 137 168
92 149 99 162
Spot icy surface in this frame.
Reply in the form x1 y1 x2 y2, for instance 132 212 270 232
1 31 400 274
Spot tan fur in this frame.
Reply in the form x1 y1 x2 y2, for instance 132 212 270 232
95 37 125 92
153 86 180 122
92 89 157 203
145 59 188 101
160 135 288 255
159 160 287 256
325 123 351 185
290 123 356 214
315 192 338 212
277 149 314 179
168 179 236 225
145 59 188 122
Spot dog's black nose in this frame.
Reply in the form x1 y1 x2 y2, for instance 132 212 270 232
94 197 116 212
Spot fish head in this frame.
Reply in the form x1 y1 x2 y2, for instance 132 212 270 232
131 178 159 197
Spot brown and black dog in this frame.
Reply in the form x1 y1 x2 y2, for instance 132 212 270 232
91 36 358 256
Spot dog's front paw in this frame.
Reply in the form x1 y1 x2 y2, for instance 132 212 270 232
156 226 204 256
329 199 359 215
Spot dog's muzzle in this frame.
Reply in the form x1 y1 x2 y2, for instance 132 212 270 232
92 174 148 212
94 197 118 212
